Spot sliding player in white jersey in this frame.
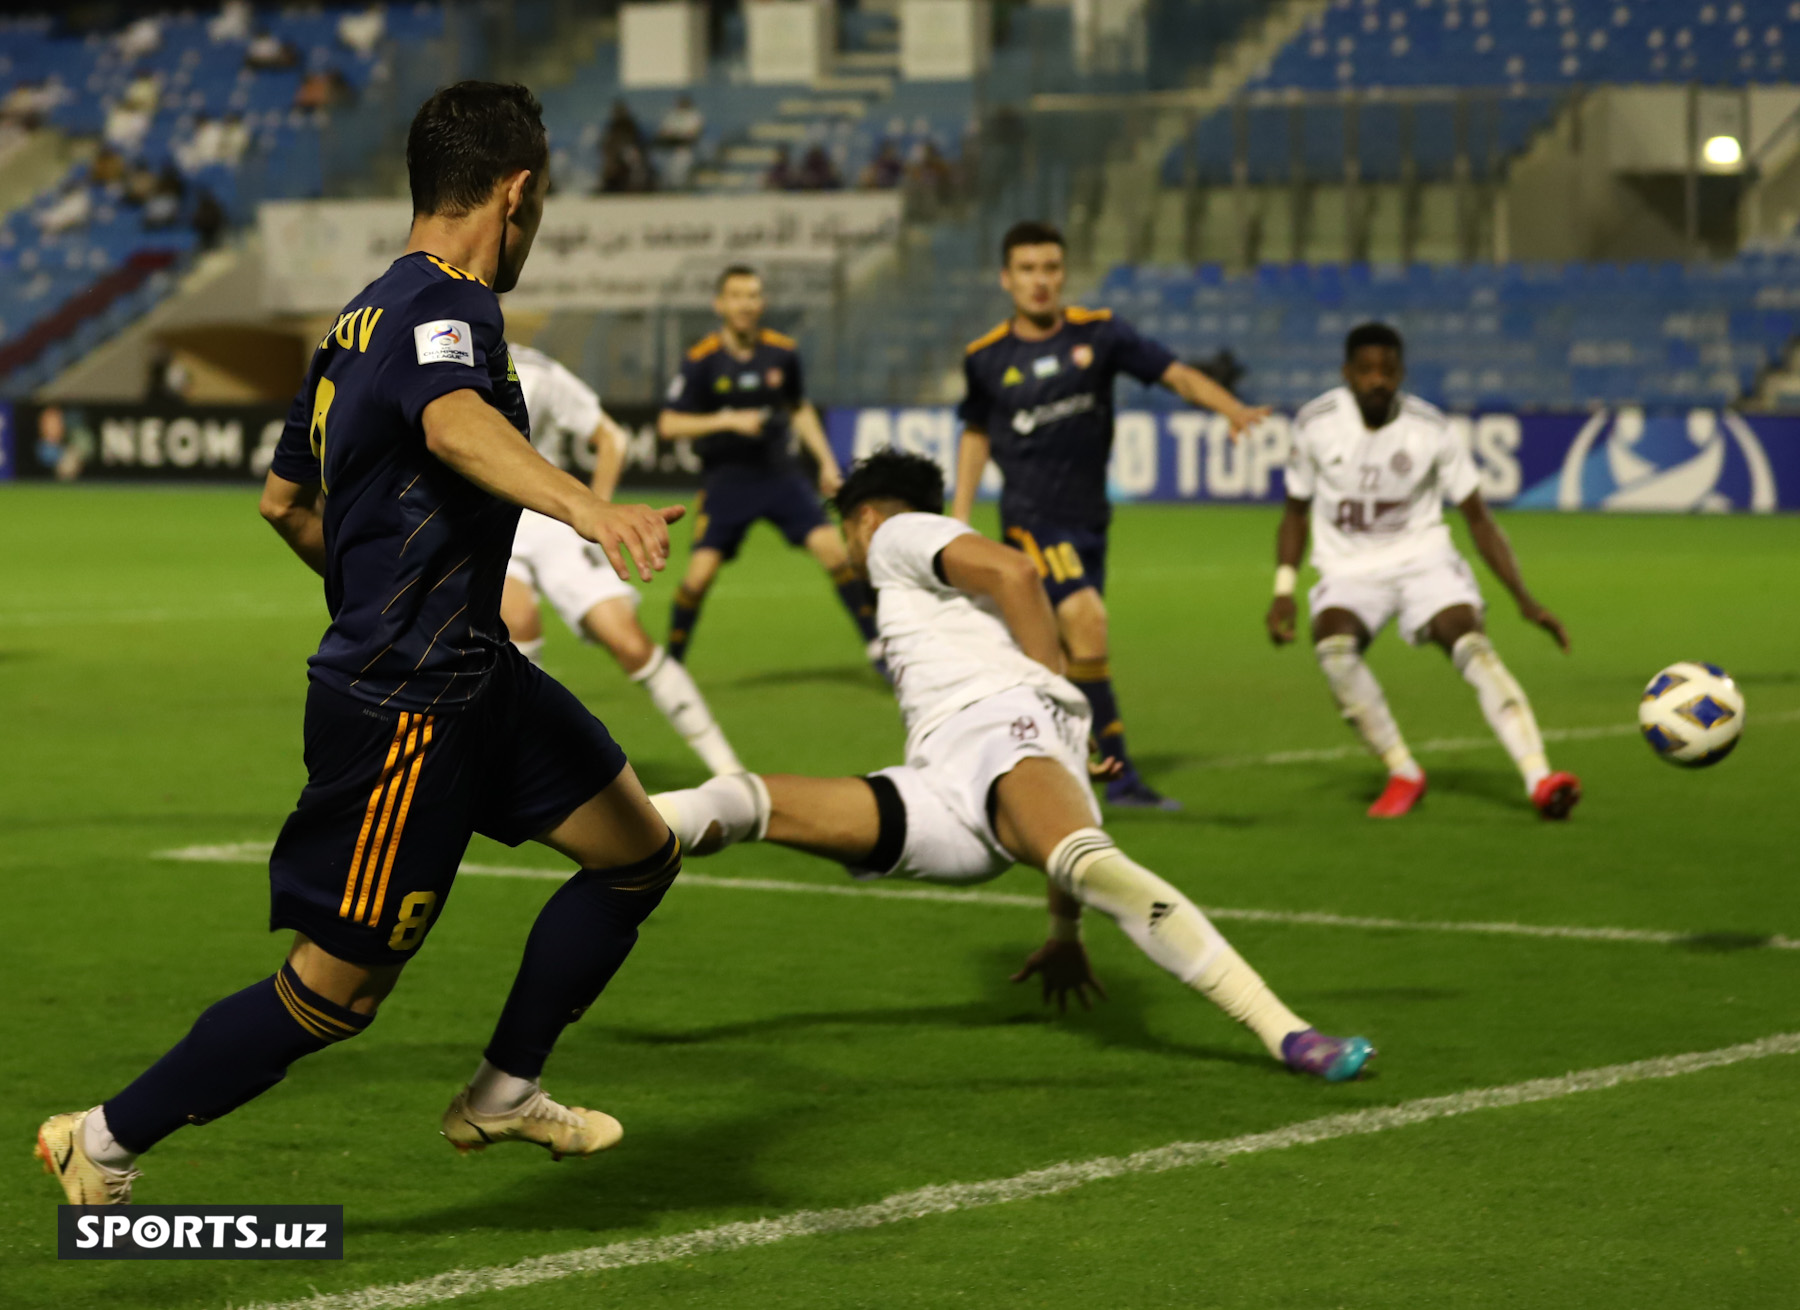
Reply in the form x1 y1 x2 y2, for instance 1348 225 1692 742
1267 323 1579 819
504 345 743 775
653 451 1374 1082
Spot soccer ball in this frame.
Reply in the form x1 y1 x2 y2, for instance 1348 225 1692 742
1638 662 1745 767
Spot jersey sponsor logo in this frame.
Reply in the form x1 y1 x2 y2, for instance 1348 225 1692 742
1009 391 1097 435
1031 355 1060 378
765 367 784 389
413 320 473 366
1001 365 1024 386
1070 344 1094 369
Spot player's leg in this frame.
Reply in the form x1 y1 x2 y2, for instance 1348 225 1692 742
501 575 546 666
447 662 680 1156
654 771 876 861
1309 585 1426 817
801 522 883 661
582 597 744 776
991 757 1370 1079
668 545 724 662
1053 586 1165 810
1424 603 1578 817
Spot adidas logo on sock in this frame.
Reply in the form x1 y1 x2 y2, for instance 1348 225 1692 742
1148 901 1176 931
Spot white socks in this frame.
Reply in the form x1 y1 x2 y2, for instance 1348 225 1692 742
1453 632 1549 793
632 646 744 777
81 1105 138 1172
1046 829 1307 1059
652 772 770 856
1315 635 1422 780
514 636 545 668
466 1059 539 1116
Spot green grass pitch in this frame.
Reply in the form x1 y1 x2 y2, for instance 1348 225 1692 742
2 484 1797 1309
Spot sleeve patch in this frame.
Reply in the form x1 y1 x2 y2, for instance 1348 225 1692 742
414 320 475 366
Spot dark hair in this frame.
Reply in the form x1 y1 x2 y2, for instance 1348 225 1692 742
717 263 760 292
1001 220 1064 266
834 450 946 518
1345 321 1404 360
407 82 547 218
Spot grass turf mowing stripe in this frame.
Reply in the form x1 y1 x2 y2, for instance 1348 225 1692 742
233 1031 1800 1310
155 844 1800 951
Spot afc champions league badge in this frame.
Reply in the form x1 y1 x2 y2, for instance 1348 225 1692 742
1389 450 1413 476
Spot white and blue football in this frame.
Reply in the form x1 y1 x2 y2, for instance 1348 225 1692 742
1638 662 1745 767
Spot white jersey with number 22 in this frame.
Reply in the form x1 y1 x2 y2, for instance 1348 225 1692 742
1285 386 1482 577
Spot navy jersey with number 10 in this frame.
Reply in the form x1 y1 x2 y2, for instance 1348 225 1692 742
957 307 1176 530
270 251 531 713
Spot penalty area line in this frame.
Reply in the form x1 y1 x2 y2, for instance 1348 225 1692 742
153 843 1800 952
233 1031 1800 1310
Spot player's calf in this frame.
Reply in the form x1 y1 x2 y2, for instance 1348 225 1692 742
1315 633 1426 807
1450 632 1572 807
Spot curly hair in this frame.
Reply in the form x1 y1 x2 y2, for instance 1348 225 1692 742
833 449 946 518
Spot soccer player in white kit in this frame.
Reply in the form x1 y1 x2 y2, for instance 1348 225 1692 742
503 344 743 776
652 451 1374 1082
1266 323 1580 820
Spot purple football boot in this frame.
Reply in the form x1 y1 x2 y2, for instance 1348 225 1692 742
1281 1029 1376 1082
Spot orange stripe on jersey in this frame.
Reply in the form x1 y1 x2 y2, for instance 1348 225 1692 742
423 253 488 286
965 320 1012 355
686 332 722 361
364 716 432 928
1064 305 1113 324
353 714 423 924
340 714 411 918
758 327 796 350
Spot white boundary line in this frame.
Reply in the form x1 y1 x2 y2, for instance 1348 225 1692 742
234 1031 1800 1310
154 843 1800 952
1195 706 1800 769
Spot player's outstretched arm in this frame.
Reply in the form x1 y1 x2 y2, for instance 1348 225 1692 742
656 408 766 440
949 429 989 523
791 403 842 496
1458 492 1569 651
937 532 1063 673
1266 496 1310 645
259 471 327 577
587 413 629 502
1159 361 1271 436
423 389 682 582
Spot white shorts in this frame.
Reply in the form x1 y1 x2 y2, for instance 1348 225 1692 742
1308 550 1484 647
860 686 1099 886
506 509 639 636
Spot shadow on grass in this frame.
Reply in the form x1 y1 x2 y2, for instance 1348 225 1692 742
1675 931 1783 953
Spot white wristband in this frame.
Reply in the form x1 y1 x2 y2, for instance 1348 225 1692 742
1274 564 1298 598
1050 914 1082 943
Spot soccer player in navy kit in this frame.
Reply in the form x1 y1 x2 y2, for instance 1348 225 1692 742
658 265 881 667
954 221 1268 809
37 83 684 1204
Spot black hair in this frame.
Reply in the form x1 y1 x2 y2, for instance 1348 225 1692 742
1001 219 1064 266
834 450 946 518
407 81 547 218
717 263 760 292
1345 321 1404 361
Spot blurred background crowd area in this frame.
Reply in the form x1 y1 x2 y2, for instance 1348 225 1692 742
7 0 1800 416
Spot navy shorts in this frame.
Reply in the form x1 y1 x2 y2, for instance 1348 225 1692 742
268 646 627 965
1000 518 1109 605
693 470 827 562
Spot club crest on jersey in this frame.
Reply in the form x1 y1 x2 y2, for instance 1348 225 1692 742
1389 450 1413 476
765 367 784 389
413 319 473 366
1032 355 1060 378
1009 716 1039 742
1071 344 1094 369
1002 365 1024 386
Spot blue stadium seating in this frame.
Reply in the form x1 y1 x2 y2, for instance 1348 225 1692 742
1096 255 1800 409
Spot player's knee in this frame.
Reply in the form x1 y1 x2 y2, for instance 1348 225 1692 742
578 829 683 915
1314 632 1361 675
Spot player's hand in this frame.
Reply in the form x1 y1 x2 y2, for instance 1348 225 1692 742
1227 404 1273 439
720 408 767 437
1011 938 1108 1014
818 464 844 498
572 499 684 583
1522 601 1570 652
1086 737 1125 780
1266 595 1298 645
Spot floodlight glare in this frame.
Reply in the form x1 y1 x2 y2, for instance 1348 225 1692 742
1703 134 1743 167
